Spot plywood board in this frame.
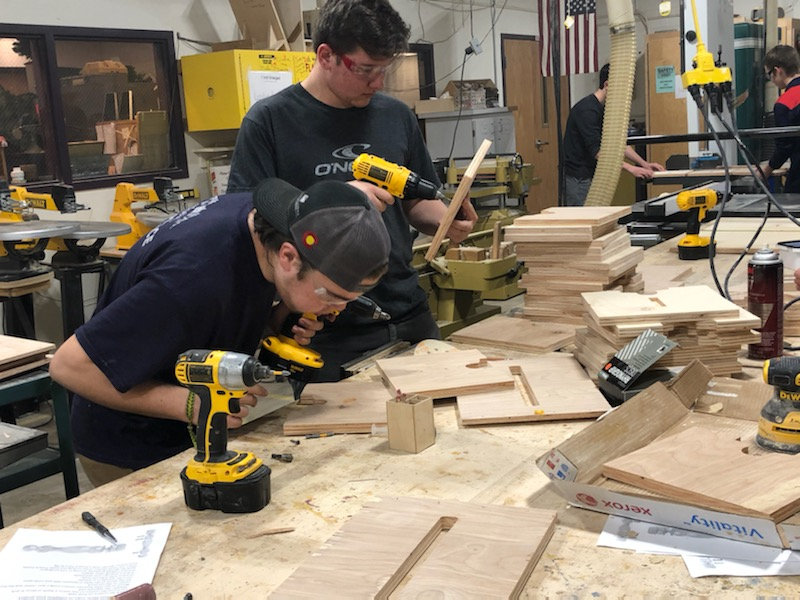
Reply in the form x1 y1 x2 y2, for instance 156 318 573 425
602 426 800 521
448 315 575 353
0 272 52 298
583 285 742 326
456 354 611 425
638 264 693 293
515 206 631 226
0 335 54 380
282 380 391 435
376 349 515 399
271 496 557 599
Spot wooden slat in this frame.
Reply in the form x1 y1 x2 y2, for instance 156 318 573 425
424 138 492 261
271 497 557 599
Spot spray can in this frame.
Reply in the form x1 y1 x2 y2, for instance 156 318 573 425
747 246 783 360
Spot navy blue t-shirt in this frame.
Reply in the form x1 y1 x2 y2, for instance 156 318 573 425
71 193 276 469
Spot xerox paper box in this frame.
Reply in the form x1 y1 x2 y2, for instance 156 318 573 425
537 360 800 549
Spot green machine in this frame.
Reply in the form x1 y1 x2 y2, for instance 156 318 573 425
734 22 765 162
413 209 524 339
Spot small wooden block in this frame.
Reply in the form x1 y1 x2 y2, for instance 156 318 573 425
445 246 462 260
459 246 487 261
387 395 435 453
500 241 514 258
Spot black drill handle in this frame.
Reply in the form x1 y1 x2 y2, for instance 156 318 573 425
686 207 701 235
192 385 234 463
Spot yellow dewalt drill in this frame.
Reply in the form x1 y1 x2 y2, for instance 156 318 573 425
175 349 287 512
756 356 800 454
676 188 720 260
352 153 448 202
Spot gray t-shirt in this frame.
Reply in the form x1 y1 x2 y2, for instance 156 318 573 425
228 84 439 348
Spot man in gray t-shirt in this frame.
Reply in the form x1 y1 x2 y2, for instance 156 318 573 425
228 0 478 381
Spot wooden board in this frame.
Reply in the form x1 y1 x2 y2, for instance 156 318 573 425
271 496 557 599
0 272 53 298
602 426 800 521
638 264 693 294
0 335 54 380
376 349 515 399
448 315 575 353
514 206 631 226
456 354 611 425
282 380 392 435
583 285 742 326
425 138 492 261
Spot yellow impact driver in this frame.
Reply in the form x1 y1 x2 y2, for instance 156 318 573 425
175 349 287 513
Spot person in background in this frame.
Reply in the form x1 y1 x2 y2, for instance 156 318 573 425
562 63 665 206
49 179 390 486
761 44 800 192
227 0 478 382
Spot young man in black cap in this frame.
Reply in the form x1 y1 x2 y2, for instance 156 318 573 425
227 0 478 381
49 179 390 485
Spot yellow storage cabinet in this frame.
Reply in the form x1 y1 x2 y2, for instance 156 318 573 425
181 50 315 131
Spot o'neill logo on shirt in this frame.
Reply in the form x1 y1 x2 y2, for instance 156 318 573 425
314 144 371 176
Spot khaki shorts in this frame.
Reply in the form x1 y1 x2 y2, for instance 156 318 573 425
77 454 134 488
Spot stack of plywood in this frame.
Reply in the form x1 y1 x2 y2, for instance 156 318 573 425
505 206 644 324
574 285 760 378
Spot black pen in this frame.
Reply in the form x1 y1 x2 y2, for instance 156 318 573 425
81 511 118 545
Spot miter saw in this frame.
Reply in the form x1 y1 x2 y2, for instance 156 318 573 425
111 177 186 250
0 180 82 280
1 179 132 338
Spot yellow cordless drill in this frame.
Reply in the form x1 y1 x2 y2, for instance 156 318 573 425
175 349 287 512
352 153 448 202
676 188 720 260
756 356 800 454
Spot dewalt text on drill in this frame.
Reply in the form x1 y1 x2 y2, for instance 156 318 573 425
756 356 800 454
352 153 448 202
175 349 287 512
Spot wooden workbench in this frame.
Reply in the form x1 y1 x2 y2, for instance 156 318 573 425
2 232 800 596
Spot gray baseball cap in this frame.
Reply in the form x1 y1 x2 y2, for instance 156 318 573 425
253 178 390 292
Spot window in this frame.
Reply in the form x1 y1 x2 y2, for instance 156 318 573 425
0 24 187 190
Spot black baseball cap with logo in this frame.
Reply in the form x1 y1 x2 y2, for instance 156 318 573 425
253 178 390 292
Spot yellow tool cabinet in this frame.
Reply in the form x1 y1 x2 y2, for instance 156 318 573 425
181 50 315 131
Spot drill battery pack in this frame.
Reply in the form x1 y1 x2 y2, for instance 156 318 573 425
181 462 271 513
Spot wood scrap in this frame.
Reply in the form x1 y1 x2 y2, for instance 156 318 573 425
282 380 391 435
376 349 515 399
270 496 557 599
448 314 575 353
245 527 295 539
602 426 800 521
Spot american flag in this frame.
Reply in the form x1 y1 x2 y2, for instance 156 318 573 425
538 0 598 76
